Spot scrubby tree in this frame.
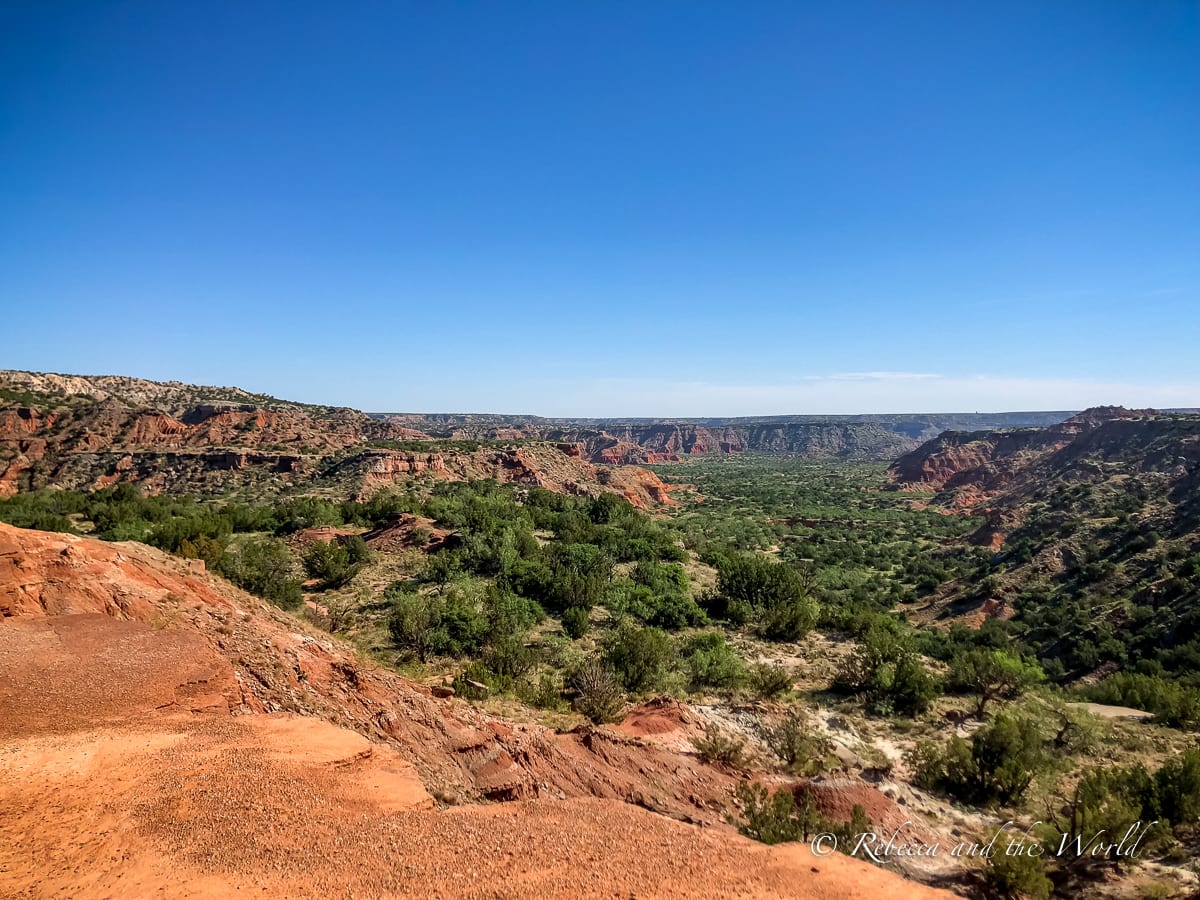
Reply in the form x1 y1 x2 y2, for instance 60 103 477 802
971 713 1054 805
706 552 818 641
218 536 303 608
836 619 938 715
562 605 590 639
387 588 440 662
734 782 871 848
303 535 371 590
603 621 675 693
984 849 1052 900
1156 748 1200 827
949 649 1045 717
624 560 706 629
908 712 1055 807
545 543 614 612
734 782 814 845
748 662 793 699
762 709 832 776
693 722 749 768
683 632 745 690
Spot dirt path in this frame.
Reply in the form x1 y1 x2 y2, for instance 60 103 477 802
1070 701 1154 721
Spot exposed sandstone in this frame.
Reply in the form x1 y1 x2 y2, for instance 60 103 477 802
0 372 678 508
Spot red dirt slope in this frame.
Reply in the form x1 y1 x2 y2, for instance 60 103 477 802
0 523 950 898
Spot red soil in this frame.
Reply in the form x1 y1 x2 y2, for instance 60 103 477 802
0 523 950 898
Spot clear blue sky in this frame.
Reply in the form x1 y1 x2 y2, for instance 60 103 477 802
2 2 1197 415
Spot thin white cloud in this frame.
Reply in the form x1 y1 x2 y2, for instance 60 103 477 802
801 371 944 382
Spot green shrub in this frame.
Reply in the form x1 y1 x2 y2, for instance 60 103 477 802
217 537 303 608
570 659 625 724
749 662 794 698
984 849 1051 900
908 712 1054 807
759 592 820 642
272 496 344 534
302 535 370 590
483 587 544 637
762 710 832 776
562 606 590 639
908 734 973 793
387 589 441 661
542 543 614 612
386 580 494 662
539 633 583 671
626 561 706 629
683 632 745 690
602 622 675 693
1046 763 1174 868
484 630 535 679
693 722 749 769
707 552 819 641
1156 748 1200 826
437 587 491 655
971 713 1054 806
1085 672 1200 727
518 673 565 710
836 619 938 715
733 782 819 845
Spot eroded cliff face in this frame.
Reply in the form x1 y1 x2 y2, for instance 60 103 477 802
380 411 1088 461
545 422 916 463
336 446 677 508
887 429 1072 502
0 374 677 508
0 368 1092 505
4 370 1096 498
0 400 387 453
888 407 1165 497
0 398 330 497
888 407 1200 550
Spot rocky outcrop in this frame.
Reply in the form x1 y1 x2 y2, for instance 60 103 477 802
361 451 449 479
888 407 1177 498
383 410 1087 458
339 445 678 509
887 428 1070 499
546 423 915 462
889 408 1200 554
0 371 681 507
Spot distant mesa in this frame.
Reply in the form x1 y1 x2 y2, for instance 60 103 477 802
4 369 1189 510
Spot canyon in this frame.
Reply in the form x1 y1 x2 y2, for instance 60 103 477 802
1 369 1083 504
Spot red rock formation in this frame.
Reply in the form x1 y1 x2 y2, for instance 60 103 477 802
888 407 1164 497
351 444 678 509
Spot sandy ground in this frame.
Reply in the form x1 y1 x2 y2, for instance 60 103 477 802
0 708 954 899
1071 701 1154 721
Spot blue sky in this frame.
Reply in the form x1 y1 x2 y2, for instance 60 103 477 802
2 2 1197 415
